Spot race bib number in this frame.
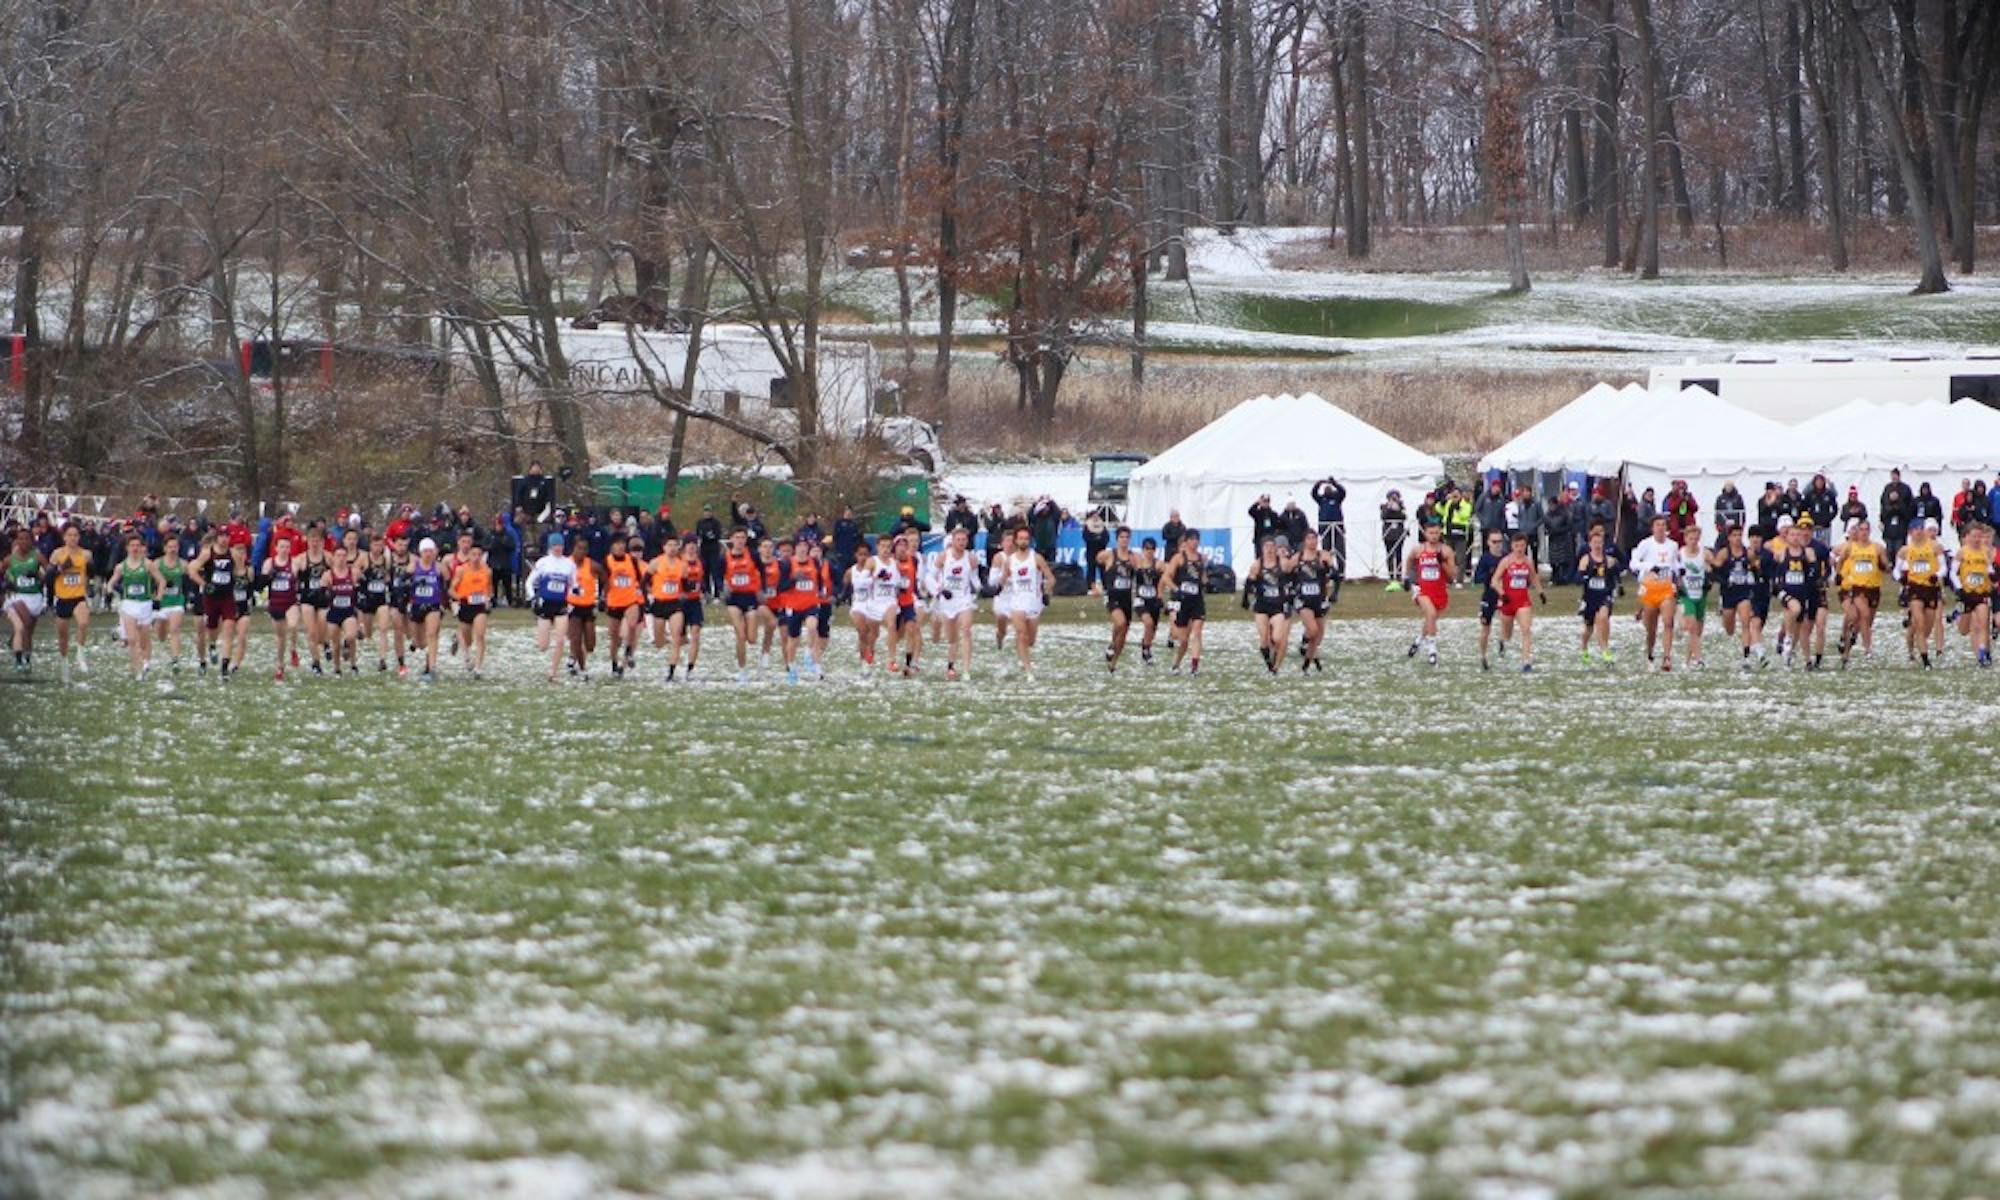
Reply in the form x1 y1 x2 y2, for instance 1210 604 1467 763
1300 582 1320 596
1852 559 1874 576
1419 565 1440 582
1785 570 1805 586
367 579 386 594
1729 568 1750 586
731 572 751 587
1971 572 1989 588
272 578 292 592
468 592 489 606
60 572 81 588
1137 585 1157 599
1587 575 1607 591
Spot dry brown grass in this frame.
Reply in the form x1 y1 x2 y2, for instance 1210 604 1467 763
1273 218 2000 277
922 351 1606 458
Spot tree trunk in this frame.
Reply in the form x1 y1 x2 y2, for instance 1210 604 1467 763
1217 0 1239 232
1784 0 1810 212
11 211 48 456
1554 0 1592 220
1131 238 1147 384
1837 0 1949 292
1473 0 1532 293
930 0 978 401
1800 0 1850 269
1590 0 1623 267
1347 1 1372 255
1632 0 1663 278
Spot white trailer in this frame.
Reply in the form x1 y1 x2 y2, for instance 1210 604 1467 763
556 323 887 435
1647 354 2000 423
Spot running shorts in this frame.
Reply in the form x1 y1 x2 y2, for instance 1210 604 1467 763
302 590 330 610
202 593 238 627
1500 593 1532 618
681 597 705 627
1106 590 1134 619
782 607 811 638
1639 578 1675 608
408 601 441 621
1906 582 1941 606
1678 595 1707 621
1845 586 1881 607
1252 597 1287 618
648 600 678 621
896 602 918 629
1137 598 1163 622
932 591 976 621
1750 591 1772 623
568 602 596 623
1718 585 1752 611
726 593 758 612
1174 593 1207 626
457 601 489 623
816 603 832 638
1416 582 1449 614
604 604 634 624
1478 592 1501 626
8 594 46 619
118 599 155 624
534 597 568 620
266 596 295 621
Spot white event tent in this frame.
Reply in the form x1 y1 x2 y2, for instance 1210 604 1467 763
1127 393 1443 578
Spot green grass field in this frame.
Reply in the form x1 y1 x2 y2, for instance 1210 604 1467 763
6 595 2000 1198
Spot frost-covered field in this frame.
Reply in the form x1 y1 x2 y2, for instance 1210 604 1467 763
7 612 2000 1199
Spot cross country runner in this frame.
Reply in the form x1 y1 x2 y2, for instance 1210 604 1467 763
1833 518 1887 667
1163 528 1208 674
261 534 303 680
1404 522 1455 667
6 527 46 674
49 522 93 681
1099 526 1138 672
1895 518 1944 667
1574 523 1620 665
1493 530 1544 673
1628 513 1678 666
999 524 1057 677
112 532 166 679
931 526 981 681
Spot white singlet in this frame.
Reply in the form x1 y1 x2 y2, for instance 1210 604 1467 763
1006 550 1044 620
932 550 978 619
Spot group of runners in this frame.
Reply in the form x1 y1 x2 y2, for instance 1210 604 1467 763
1402 510 1998 672
12 493 2000 684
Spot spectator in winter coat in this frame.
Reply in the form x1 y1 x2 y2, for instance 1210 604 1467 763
1636 488 1658 532
1713 481 1746 531
1879 470 1914 560
489 513 520 605
981 504 1008 557
696 505 725 596
889 505 930 538
1279 501 1311 551
942 497 980 543
1474 478 1508 545
1541 487 1575 582
1081 506 1112 593
1988 476 2000 529
1755 481 1785 531
1662 480 1698 540
1247 496 1280 548
1915 482 1944 530
1161 511 1186 555
1839 487 1868 532
1311 477 1347 571
1028 497 1060 560
1509 486 1544 560
1379 491 1408 585
1803 474 1838 541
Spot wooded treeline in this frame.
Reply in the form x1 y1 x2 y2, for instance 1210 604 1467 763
4 0 1998 497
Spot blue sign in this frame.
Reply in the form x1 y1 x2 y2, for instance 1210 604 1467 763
923 527 1232 567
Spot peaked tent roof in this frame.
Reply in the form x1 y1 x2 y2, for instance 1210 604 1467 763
1132 392 1443 485
1588 386 1818 477
1478 382 1640 474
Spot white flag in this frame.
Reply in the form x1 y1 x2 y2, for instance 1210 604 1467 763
380 501 393 518
197 499 210 515
33 491 49 508
286 501 301 516
258 502 267 519
92 496 108 513
168 497 185 511
62 494 78 510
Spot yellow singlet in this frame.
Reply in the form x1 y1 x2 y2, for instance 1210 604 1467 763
1904 543 1939 586
1838 543 1881 589
52 548 89 600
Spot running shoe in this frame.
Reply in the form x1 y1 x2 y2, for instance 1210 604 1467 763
1520 662 1533 674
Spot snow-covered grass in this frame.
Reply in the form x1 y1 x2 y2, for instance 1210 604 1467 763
7 600 2000 1198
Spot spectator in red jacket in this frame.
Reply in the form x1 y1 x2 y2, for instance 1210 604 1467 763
1662 480 1699 541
